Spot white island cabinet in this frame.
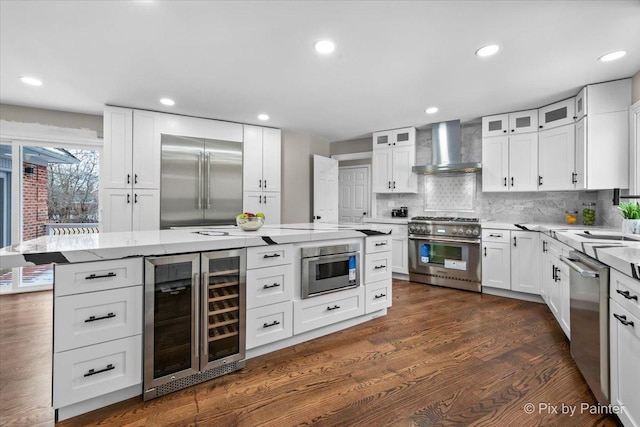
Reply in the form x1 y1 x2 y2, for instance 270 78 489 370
0 223 392 422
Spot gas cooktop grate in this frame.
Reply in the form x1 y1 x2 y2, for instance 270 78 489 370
410 216 479 223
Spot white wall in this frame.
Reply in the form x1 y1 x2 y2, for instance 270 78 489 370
0 104 103 137
281 130 330 224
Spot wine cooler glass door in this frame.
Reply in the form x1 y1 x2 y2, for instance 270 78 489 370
144 253 200 392
201 248 246 371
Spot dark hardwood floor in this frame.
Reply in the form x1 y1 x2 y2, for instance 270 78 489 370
0 280 619 426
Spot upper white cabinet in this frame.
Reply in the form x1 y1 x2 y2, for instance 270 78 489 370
243 125 281 193
373 128 415 149
631 100 640 195
538 124 575 191
538 98 576 130
482 133 538 192
372 127 417 193
482 110 538 137
102 107 161 190
575 87 587 120
574 79 632 190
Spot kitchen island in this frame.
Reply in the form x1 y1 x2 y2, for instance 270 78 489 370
0 223 394 422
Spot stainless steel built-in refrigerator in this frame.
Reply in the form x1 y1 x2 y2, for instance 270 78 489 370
160 135 242 228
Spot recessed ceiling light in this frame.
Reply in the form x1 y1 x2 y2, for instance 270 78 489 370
425 107 438 114
258 114 269 121
160 98 175 106
475 44 500 57
20 76 43 86
314 40 335 54
598 50 626 62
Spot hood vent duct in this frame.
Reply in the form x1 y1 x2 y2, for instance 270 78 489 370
412 119 482 174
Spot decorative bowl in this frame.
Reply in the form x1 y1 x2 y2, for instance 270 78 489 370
236 216 265 231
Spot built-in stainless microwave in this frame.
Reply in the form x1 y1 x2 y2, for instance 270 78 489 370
301 243 360 299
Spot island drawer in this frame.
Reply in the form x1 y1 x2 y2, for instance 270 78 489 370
293 286 365 334
247 244 294 269
246 301 293 349
246 264 294 309
55 257 143 296
54 286 143 352
53 335 142 408
365 280 392 313
365 252 392 283
481 229 510 243
366 235 393 254
611 269 640 320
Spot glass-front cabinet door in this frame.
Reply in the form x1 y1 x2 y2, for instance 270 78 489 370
144 253 199 397
201 249 246 371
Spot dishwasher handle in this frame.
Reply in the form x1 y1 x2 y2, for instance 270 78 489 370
560 255 599 278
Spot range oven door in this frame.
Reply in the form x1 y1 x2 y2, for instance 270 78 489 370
302 252 360 298
408 236 481 284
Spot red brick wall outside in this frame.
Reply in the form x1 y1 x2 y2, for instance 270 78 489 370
22 163 48 240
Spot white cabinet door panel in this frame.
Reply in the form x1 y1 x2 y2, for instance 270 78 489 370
392 145 417 193
101 189 133 233
372 148 393 193
509 133 538 191
103 107 133 189
243 125 263 192
482 136 508 192
132 110 161 189
510 231 540 295
132 190 160 232
538 125 575 191
262 128 281 193
481 242 510 290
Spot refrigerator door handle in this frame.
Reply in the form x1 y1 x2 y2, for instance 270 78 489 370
206 152 211 209
197 152 203 209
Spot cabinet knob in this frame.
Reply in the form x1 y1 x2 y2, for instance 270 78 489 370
503 130 507 133
539 125 543 129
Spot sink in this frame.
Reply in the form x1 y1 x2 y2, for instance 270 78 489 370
576 233 640 242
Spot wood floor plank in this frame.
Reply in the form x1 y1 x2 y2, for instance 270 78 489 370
0 280 621 426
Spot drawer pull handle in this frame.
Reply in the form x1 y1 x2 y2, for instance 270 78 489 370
488 234 502 238
85 312 116 323
374 265 386 270
613 313 635 327
263 254 281 259
374 242 387 247
263 320 280 328
84 363 115 377
374 293 386 299
85 272 117 280
327 305 340 311
616 290 638 301
263 283 281 289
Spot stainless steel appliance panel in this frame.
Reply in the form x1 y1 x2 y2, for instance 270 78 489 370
301 244 360 299
203 139 243 224
160 135 205 228
561 251 610 405
408 236 481 292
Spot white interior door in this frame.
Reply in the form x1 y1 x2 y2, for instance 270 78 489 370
338 166 369 224
313 155 338 223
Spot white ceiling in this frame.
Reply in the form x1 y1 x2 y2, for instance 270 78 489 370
1 0 639 142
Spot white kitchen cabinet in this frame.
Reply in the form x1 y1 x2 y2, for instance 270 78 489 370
575 87 587 120
574 79 632 190
102 107 161 190
52 258 143 419
242 191 280 225
481 230 511 290
482 133 539 192
483 110 538 137
246 301 293 349
482 241 511 290
101 188 160 232
511 231 540 295
372 127 417 194
557 261 570 336
610 299 640 427
540 236 570 338
293 286 365 334
538 124 575 191
373 128 415 149
391 234 408 275
631 101 640 196
538 98 575 130
243 125 281 193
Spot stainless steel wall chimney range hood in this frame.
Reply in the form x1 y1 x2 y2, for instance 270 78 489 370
412 119 482 174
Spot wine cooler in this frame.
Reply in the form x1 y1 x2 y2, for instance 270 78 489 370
143 249 246 400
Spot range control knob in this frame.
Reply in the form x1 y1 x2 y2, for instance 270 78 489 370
458 228 465 235
425 228 432 234
472 228 479 236
452 229 458 234
465 229 473 235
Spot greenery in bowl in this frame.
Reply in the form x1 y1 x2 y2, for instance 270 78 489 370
619 201 640 219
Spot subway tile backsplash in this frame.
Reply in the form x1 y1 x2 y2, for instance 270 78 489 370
376 123 623 227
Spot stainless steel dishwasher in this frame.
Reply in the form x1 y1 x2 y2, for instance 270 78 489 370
560 250 610 405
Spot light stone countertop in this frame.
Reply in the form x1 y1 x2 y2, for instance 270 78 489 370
0 222 393 270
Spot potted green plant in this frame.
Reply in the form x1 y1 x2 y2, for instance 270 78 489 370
619 201 640 235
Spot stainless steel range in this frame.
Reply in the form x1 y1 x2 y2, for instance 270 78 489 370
408 217 482 292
